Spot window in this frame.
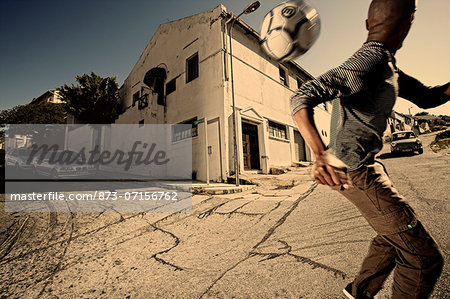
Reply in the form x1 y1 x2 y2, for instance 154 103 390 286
138 93 149 110
172 117 198 142
268 120 287 140
186 53 199 83
132 91 140 107
279 66 288 87
297 77 303 89
166 78 176 95
144 67 166 106
405 117 411 125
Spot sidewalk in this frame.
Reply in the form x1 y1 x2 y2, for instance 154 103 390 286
158 165 312 195
96 169 257 195
95 164 314 195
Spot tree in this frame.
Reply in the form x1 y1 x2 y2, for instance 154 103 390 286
58 72 120 124
0 103 66 125
0 103 67 144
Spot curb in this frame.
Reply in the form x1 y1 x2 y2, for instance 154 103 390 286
192 184 256 195
95 170 256 195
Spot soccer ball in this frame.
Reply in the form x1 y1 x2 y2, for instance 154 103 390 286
260 0 321 61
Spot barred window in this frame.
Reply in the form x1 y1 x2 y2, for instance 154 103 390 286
268 120 287 140
132 91 140 107
172 117 198 142
297 77 303 89
279 66 288 87
186 53 199 83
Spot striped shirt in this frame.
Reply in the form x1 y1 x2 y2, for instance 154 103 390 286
290 40 450 171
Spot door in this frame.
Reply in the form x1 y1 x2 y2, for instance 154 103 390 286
242 122 260 170
294 130 306 161
207 118 223 182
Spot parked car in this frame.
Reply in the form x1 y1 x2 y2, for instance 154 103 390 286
390 131 423 155
5 148 34 170
33 150 96 179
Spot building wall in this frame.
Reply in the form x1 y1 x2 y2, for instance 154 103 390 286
116 4 331 181
116 5 228 181
118 5 226 121
267 138 291 166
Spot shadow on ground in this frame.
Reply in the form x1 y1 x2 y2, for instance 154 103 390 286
377 152 420 160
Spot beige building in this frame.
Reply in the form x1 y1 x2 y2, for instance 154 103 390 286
116 4 331 182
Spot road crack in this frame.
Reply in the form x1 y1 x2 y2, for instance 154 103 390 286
0 195 199 266
252 183 318 250
397 172 432 205
0 216 29 261
287 252 347 279
145 221 184 271
37 208 75 297
200 182 348 297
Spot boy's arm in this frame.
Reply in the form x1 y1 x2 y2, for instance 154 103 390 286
398 70 450 108
293 108 348 187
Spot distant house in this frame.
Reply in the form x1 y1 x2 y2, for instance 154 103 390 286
28 89 83 125
5 134 33 149
395 112 416 132
30 89 62 105
115 4 331 182
384 111 419 140
413 114 446 132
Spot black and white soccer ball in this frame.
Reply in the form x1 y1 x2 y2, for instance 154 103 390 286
260 0 321 61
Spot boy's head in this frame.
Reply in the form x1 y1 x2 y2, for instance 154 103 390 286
366 0 417 53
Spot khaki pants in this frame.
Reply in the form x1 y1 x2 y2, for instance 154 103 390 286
338 162 443 298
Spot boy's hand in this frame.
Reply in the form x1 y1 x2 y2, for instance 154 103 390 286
312 150 351 190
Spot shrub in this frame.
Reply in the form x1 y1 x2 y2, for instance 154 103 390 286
435 130 450 141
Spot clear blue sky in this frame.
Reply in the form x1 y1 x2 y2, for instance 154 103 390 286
1 0 449 115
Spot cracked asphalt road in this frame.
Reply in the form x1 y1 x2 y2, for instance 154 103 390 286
1 132 448 298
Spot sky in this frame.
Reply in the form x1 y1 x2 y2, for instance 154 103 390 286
1 0 449 116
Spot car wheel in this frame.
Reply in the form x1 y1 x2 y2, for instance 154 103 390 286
418 149 423 154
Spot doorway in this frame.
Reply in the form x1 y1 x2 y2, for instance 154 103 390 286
242 122 260 170
294 130 307 161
